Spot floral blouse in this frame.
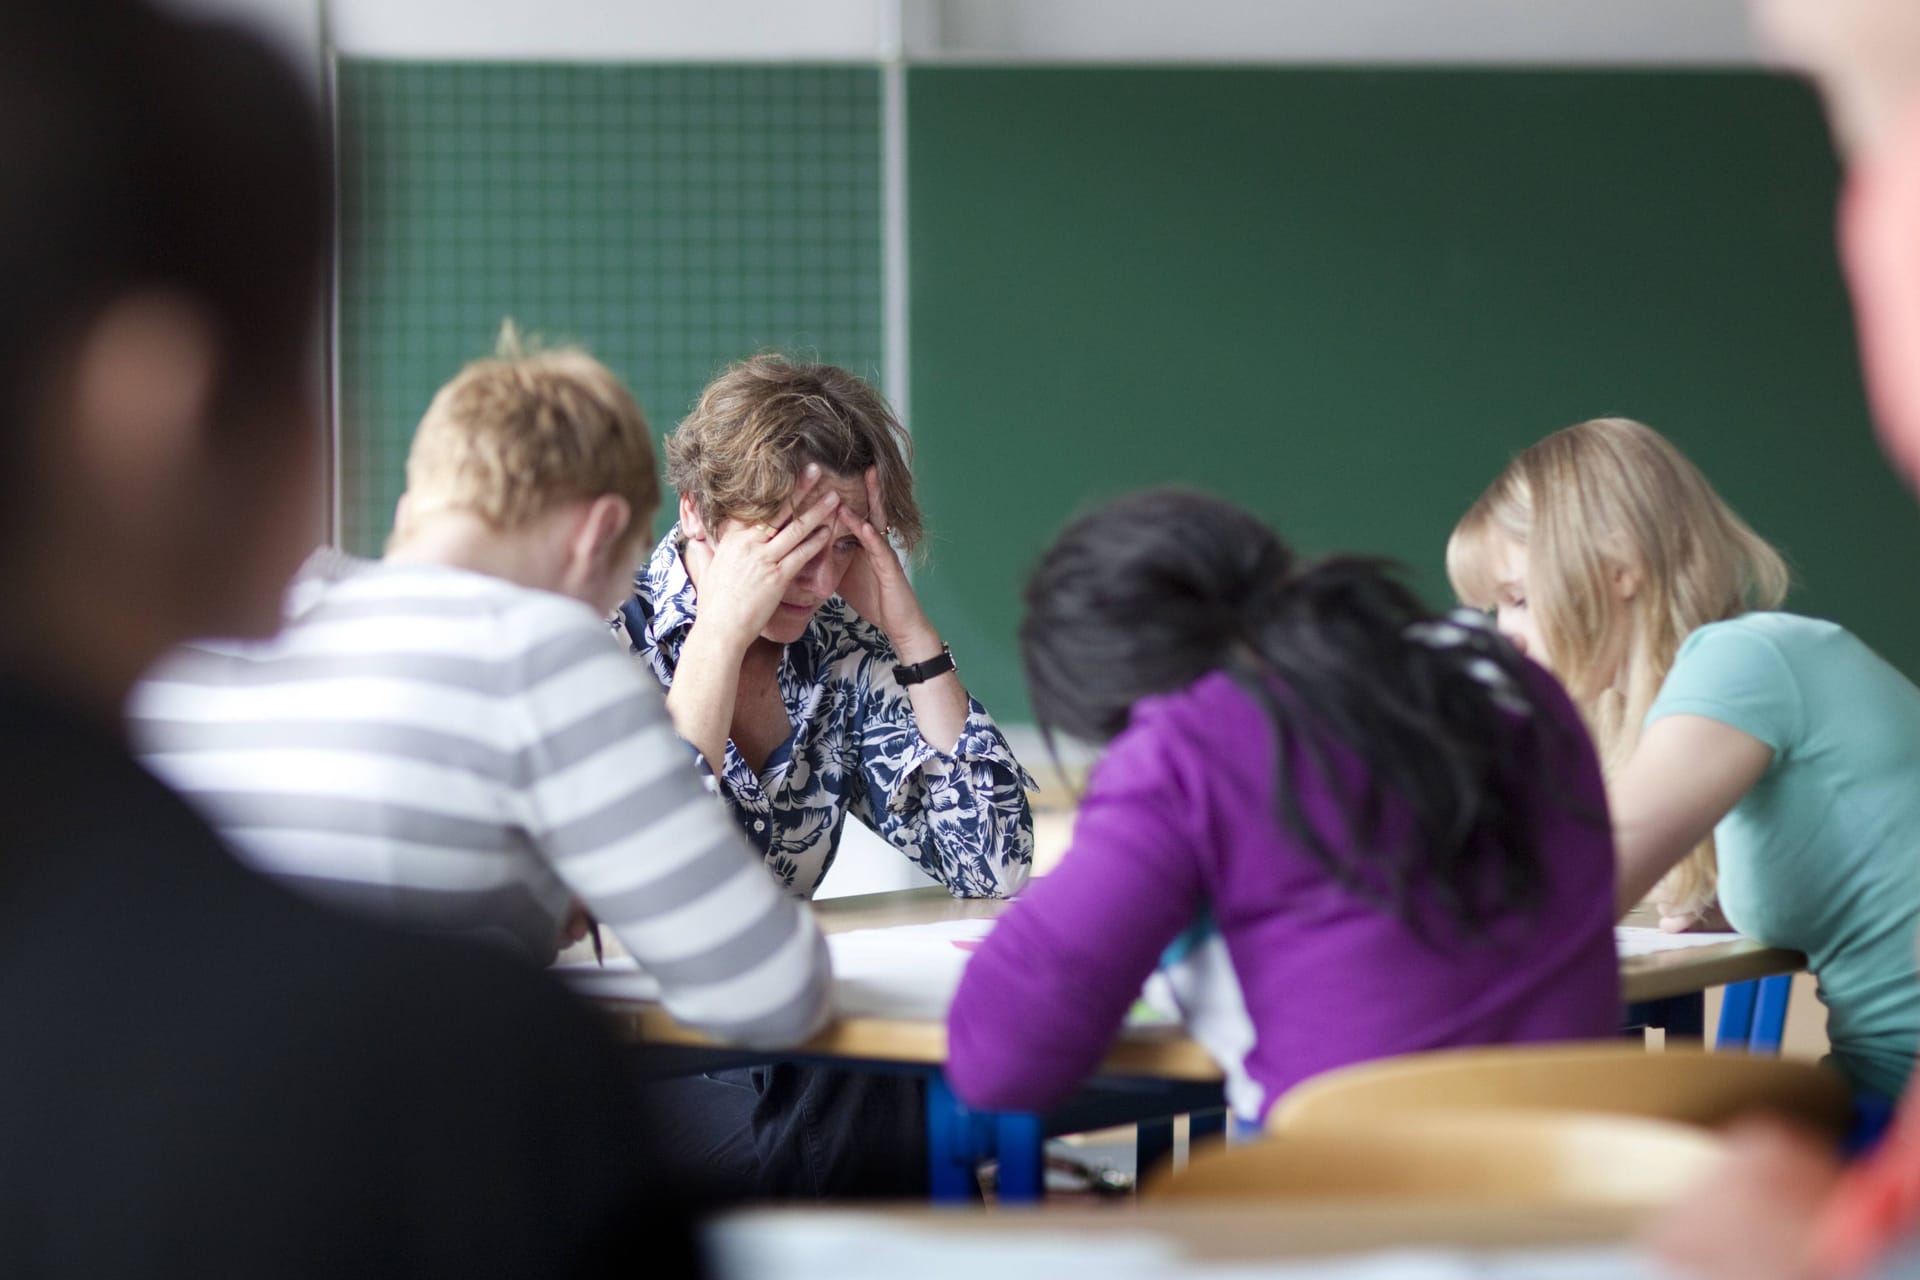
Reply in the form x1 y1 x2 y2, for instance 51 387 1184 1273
616 529 1035 900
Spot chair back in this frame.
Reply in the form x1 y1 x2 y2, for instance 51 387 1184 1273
1269 1041 1852 1137
1145 1112 1724 1207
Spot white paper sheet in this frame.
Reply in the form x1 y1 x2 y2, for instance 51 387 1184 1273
1614 926 1742 958
564 920 1748 1017
555 918 993 1013
558 916 1179 1026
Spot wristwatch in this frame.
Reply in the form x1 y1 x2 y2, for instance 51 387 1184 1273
893 643 956 687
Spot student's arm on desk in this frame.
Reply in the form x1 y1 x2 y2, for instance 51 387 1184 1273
1612 714 1773 922
526 641 832 1049
946 734 1201 1113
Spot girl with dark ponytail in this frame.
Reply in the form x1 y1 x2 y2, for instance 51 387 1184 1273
947 489 1618 1127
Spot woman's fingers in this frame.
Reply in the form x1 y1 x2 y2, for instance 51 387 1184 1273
763 489 839 560
774 519 833 573
852 516 896 567
789 462 824 508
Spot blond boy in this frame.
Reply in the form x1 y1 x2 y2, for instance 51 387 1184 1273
132 331 831 1048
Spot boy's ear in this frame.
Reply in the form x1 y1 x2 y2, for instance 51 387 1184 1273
678 491 706 541
575 494 632 566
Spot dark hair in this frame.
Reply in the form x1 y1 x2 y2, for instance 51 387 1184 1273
1021 488 1587 943
0 0 326 525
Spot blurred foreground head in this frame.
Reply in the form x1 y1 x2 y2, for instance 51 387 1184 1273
0 0 326 712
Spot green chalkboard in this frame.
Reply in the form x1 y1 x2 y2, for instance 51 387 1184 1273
336 61 884 556
908 67 1920 721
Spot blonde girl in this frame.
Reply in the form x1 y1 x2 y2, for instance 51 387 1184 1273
1451 417 1920 1100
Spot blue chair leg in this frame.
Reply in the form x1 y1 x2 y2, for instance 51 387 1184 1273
994 1111 1046 1203
1717 979 1759 1051
925 1073 989 1203
1748 975 1793 1055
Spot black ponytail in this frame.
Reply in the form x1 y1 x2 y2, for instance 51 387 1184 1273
1021 488 1590 944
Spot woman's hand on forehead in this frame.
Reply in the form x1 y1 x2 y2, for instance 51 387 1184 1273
769 464 868 534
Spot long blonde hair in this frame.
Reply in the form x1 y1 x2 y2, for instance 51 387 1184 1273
1447 418 1789 916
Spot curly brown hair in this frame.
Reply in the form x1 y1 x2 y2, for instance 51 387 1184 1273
666 355 923 555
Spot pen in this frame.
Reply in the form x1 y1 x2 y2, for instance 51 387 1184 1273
591 919 604 967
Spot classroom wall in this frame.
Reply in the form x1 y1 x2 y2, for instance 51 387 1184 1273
227 1 1918 889
905 67 1920 721
333 61 885 555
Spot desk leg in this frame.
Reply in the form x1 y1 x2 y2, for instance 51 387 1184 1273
1136 1119 1173 1177
994 1112 1046 1203
1137 1108 1226 1179
1622 993 1706 1044
1661 992 1706 1041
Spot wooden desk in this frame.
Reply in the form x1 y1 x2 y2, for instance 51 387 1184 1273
598 887 1220 1078
599 886 1806 1077
597 887 1808 1204
1618 912 1805 1004
1622 937 1807 1003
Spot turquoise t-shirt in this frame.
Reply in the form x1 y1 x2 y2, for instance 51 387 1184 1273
1650 613 1920 1098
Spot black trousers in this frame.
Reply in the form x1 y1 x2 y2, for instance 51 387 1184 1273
640 1064 930 1203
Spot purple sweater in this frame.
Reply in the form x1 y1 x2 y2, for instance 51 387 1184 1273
946 666 1618 1122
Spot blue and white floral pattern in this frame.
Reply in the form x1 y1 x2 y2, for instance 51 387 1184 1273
616 529 1035 900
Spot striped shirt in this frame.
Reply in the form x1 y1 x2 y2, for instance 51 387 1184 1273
130 552 832 1049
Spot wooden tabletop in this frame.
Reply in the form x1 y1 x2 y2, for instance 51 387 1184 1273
709 1201 1649 1265
595 887 1806 1080
1616 904 1806 1002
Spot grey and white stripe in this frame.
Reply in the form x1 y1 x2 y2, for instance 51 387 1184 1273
131 555 832 1049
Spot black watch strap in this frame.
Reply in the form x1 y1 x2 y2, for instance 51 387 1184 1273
892 643 956 687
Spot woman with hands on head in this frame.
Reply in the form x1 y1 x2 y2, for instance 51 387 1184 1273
621 353 1032 902
664 459 972 799
618 355 1032 1200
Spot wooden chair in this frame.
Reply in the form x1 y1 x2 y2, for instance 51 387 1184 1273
1144 1112 1724 1207
1268 1041 1852 1138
